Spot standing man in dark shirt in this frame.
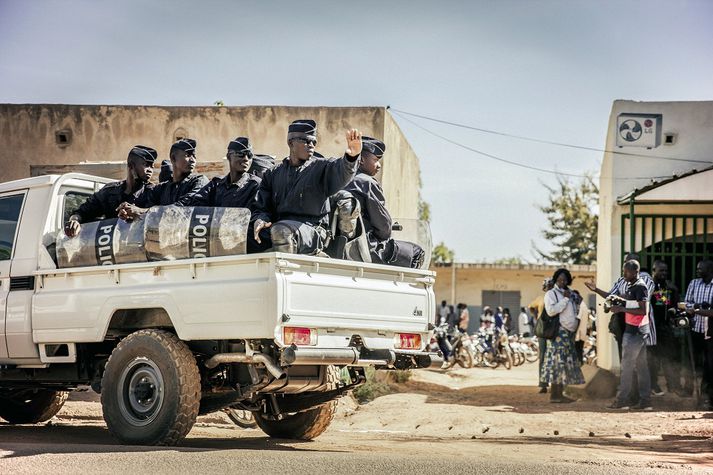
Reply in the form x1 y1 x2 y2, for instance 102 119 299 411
251 120 362 254
342 137 425 268
118 138 208 220
185 137 260 208
648 260 682 395
608 260 652 411
64 145 157 237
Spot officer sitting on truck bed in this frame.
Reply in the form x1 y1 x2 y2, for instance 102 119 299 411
342 137 425 268
251 119 362 255
183 137 261 209
64 145 157 237
118 138 208 220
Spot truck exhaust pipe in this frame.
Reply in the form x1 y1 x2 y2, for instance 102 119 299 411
204 352 286 379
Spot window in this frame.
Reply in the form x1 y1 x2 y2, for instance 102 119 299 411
63 191 92 224
55 129 72 147
0 194 25 261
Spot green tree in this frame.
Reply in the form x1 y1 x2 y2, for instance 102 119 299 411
431 241 455 265
534 174 598 265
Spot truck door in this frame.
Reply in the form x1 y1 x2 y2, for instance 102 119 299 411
0 192 26 360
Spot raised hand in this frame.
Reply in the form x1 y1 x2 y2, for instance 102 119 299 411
345 128 362 157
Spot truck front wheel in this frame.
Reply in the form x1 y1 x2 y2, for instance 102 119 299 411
254 366 338 440
0 389 68 424
101 329 200 446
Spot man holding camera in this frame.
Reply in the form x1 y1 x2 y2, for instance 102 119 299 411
684 259 713 409
607 260 652 411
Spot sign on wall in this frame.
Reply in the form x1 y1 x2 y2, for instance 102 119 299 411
616 113 662 148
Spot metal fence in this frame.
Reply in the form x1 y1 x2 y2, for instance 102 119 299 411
621 214 713 293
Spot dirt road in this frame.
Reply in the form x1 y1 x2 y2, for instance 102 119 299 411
2 364 712 474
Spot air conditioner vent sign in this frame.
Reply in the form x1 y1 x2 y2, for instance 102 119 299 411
616 113 662 148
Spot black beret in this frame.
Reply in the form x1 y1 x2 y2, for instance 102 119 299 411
160 159 172 171
361 136 386 157
249 154 276 174
288 119 317 137
227 137 252 154
171 138 197 153
128 145 158 163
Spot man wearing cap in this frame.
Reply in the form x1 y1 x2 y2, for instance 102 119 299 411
118 138 208 219
64 145 157 237
251 120 362 254
343 137 425 268
249 154 276 180
184 137 261 208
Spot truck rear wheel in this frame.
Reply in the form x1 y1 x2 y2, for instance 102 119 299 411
0 389 68 424
255 366 338 440
101 329 200 446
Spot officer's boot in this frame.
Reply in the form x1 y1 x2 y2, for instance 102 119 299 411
270 223 297 254
550 384 562 403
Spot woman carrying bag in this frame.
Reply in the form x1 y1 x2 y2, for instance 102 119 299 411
540 268 585 403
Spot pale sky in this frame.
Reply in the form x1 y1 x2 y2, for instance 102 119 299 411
1 0 712 262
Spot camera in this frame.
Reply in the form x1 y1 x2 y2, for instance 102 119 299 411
603 295 626 313
667 302 710 329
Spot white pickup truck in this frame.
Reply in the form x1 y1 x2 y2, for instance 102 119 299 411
0 173 439 445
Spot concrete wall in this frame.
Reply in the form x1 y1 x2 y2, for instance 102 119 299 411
431 263 596 332
596 100 713 372
0 104 420 223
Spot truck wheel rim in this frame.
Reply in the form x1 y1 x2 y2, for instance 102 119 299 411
118 357 165 427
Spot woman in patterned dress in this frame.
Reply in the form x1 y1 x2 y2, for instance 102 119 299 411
541 268 585 403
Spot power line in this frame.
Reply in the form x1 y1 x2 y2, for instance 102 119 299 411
389 107 713 165
391 110 673 181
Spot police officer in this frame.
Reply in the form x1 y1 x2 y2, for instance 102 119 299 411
342 137 425 268
185 137 261 208
64 145 157 237
248 154 276 180
251 120 362 254
118 138 208 220
158 159 173 183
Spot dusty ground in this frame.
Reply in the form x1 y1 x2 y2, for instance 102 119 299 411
1 363 712 474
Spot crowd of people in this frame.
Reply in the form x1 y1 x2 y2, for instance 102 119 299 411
62 120 424 268
585 254 713 411
530 254 713 410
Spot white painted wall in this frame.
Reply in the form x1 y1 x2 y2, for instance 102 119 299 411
597 100 713 372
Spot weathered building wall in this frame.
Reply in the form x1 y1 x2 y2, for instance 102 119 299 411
431 263 596 332
0 104 420 221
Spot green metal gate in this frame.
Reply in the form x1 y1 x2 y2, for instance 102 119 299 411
621 214 713 293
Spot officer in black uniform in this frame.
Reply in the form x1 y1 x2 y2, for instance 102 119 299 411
158 159 173 183
251 119 362 254
64 145 157 237
343 137 425 268
184 137 261 208
248 154 276 180
118 138 208 220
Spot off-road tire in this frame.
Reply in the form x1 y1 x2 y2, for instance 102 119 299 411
0 389 68 424
255 365 338 440
101 329 200 446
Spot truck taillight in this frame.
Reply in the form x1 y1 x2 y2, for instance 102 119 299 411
394 333 422 350
283 327 317 346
